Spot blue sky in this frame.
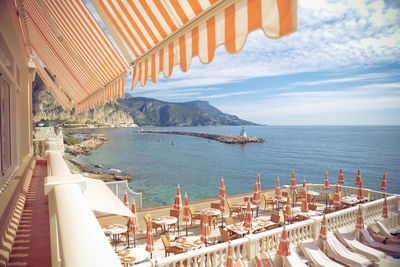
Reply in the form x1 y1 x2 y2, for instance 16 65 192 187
88 0 400 125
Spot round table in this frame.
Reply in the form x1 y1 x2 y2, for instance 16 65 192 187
200 208 221 216
103 224 127 248
153 216 178 233
239 203 257 210
174 236 204 250
308 191 320 196
117 248 149 266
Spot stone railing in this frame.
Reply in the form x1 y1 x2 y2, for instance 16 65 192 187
137 187 398 267
106 180 143 210
32 139 46 158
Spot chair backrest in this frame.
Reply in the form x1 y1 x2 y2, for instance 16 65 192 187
244 197 250 202
308 204 317 211
211 203 220 209
306 194 312 202
329 193 334 201
227 200 233 210
170 209 180 218
144 214 151 225
339 191 344 198
161 234 170 249
282 191 288 197
271 213 280 223
219 227 229 242
264 194 269 202
323 208 334 214
189 206 195 217
226 217 235 225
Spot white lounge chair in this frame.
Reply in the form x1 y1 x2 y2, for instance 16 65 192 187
282 246 308 267
325 232 371 267
376 220 398 239
336 227 385 262
360 226 400 254
300 239 344 267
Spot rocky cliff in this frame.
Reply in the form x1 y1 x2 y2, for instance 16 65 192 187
33 73 257 127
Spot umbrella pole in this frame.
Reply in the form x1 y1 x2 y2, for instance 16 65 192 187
186 222 188 237
256 206 259 217
134 233 136 248
292 191 295 208
325 193 328 208
127 231 130 248
221 213 224 228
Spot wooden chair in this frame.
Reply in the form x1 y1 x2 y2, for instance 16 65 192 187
323 207 335 214
189 206 202 225
226 217 235 226
161 234 185 257
282 191 289 197
294 189 303 204
210 203 220 228
169 209 180 233
227 200 240 217
263 194 276 211
219 227 240 242
144 214 160 234
270 213 280 224
308 204 317 211
328 193 334 207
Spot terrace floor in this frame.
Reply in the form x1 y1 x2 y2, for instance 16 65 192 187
97 198 400 266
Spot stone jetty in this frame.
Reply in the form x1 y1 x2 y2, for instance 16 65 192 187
136 130 265 144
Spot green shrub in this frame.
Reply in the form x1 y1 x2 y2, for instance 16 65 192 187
64 136 82 145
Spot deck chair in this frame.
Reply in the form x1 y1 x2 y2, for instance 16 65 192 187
270 213 280 224
189 206 202 225
325 232 370 267
226 216 235 226
282 246 308 267
211 203 220 209
263 194 276 210
308 203 317 211
254 252 274 267
294 189 303 204
376 220 398 240
219 227 240 242
336 227 385 262
227 200 241 217
300 239 344 267
144 214 161 234
161 234 185 257
169 209 180 233
360 226 400 254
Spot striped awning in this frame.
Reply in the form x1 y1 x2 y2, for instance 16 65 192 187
92 0 297 89
17 0 129 113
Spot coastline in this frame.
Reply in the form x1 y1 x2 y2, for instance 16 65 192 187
63 132 131 182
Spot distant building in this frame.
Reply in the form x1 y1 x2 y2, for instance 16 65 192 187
240 127 247 137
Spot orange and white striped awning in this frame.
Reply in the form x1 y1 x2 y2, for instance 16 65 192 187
17 0 129 113
92 0 297 89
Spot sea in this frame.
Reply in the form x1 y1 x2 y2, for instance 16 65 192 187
70 126 400 209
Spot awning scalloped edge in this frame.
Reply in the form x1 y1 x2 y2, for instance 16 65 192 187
131 0 297 90
74 71 128 115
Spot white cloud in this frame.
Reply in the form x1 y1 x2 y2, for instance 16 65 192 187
203 91 255 99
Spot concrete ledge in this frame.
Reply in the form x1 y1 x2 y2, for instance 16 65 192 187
44 174 86 195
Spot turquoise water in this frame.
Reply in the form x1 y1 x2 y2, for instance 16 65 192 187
72 126 400 209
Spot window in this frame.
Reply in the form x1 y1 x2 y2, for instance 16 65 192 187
0 74 12 175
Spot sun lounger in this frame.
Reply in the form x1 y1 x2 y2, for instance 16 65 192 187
300 239 344 267
336 228 385 262
376 220 398 239
325 232 370 267
360 226 400 254
282 246 308 267
254 253 274 267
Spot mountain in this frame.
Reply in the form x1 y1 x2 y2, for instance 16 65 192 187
32 74 257 127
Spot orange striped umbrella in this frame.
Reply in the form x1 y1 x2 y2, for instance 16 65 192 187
128 200 139 247
277 226 291 257
333 184 341 208
219 177 227 227
253 173 261 217
357 179 364 200
243 202 252 229
355 168 361 186
381 171 387 191
337 168 345 185
174 184 182 210
146 217 154 257
301 178 308 212
319 215 327 242
382 197 388 219
201 214 210 245
284 205 292 224
226 241 233 267
124 191 128 208
324 171 330 208
183 192 190 236
290 170 296 190
253 173 261 206
275 176 282 201
356 205 364 230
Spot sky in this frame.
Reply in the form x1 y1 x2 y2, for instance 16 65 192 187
88 0 400 125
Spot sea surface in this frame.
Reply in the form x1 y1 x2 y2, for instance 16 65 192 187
71 126 400 209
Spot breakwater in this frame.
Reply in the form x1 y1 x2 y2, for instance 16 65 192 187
136 130 265 144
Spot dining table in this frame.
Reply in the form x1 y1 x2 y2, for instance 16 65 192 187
103 224 127 249
226 218 277 236
117 248 150 266
153 216 178 234
173 236 204 251
341 195 366 207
